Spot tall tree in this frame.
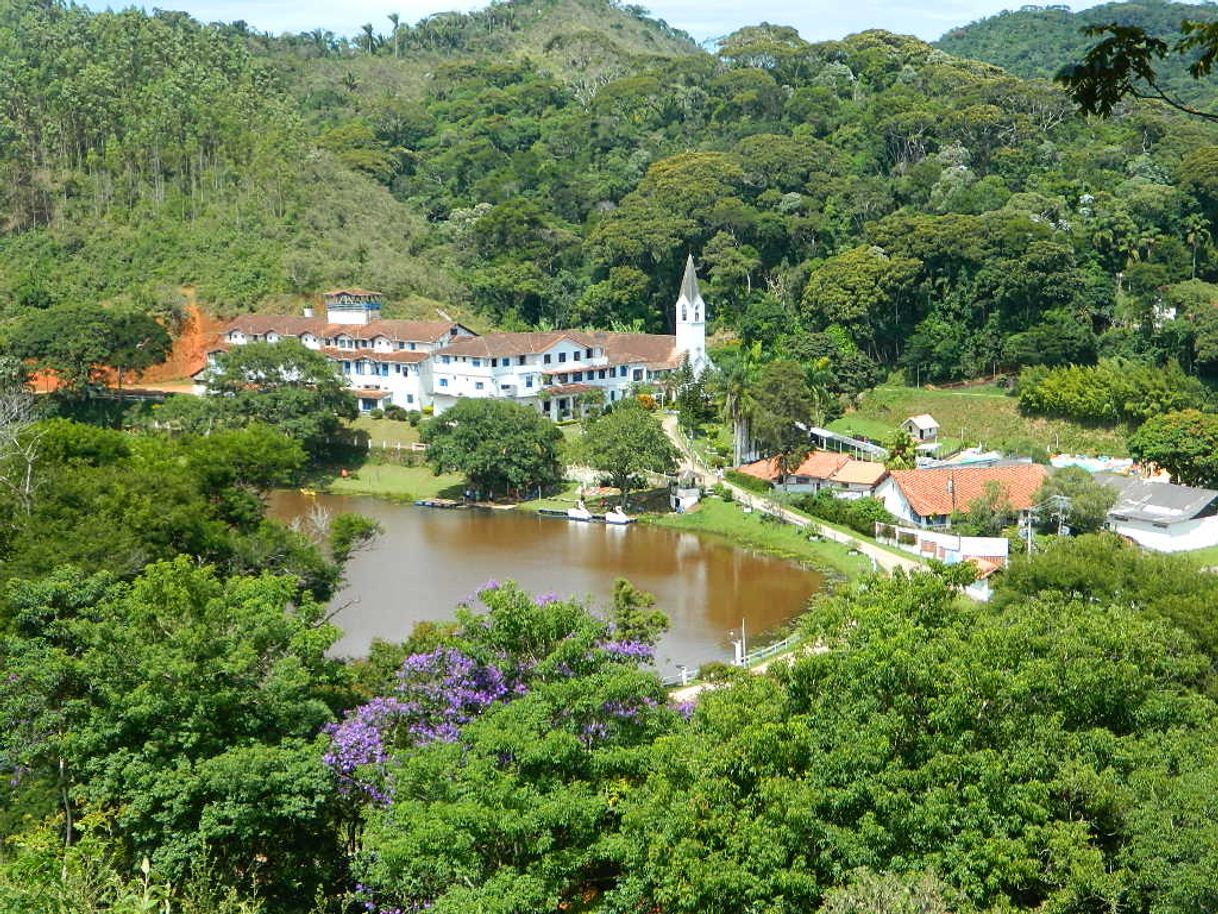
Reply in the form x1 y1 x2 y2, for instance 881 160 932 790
1128 409 1218 487
579 398 677 507
187 340 357 456
422 398 563 498
749 359 813 471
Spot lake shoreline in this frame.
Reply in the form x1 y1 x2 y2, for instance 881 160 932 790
270 491 826 671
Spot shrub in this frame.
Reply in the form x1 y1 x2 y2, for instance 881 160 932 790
1018 359 1209 425
726 469 774 494
383 405 409 421
368 408 385 420
795 492 897 536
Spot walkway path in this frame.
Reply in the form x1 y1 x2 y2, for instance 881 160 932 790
660 414 923 575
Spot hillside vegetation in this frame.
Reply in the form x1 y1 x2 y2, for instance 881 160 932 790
5 0 1218 395
936 0 1218 107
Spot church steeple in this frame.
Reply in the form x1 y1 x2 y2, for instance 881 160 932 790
675 254 708 372
679 253 701 308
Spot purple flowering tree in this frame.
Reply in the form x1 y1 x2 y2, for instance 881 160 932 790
324 579 672 808
324 646 507 803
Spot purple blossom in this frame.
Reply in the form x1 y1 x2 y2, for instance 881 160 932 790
600 639 654 662
324 648 510 802
673 700 696 721
534 592 558 606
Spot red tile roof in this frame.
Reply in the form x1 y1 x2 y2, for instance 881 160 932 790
738 451 888 489
887 464 1049 518
435 331 597 359
793 451 849 480
737 457 782 482
318 348 429 364
544 383 596 396
830 459 889 487
588 332 681 369
223 315 459 344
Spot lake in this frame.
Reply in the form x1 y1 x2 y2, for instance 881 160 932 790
269 492 824 673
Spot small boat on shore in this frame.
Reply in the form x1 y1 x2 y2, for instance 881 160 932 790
415 498 463 509
604 506 633 525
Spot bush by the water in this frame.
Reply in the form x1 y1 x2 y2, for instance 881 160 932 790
794 492 895 536
1017 359 1209 425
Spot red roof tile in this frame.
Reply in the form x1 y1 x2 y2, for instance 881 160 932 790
830 459 889 487
435 331 597 359
887 464 1049 518
318 348 429 365
792 451 849 480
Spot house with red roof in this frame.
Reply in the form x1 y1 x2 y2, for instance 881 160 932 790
876 463 1049 528
737 451 889 498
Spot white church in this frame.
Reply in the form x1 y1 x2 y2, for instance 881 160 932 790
201 255 711 417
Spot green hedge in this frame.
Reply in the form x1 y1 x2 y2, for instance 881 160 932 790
794 492 897 536
726 469 774 494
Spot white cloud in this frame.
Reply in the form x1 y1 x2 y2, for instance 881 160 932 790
80 0 1108 44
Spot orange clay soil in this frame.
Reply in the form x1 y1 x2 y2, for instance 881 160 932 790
28 290 225 393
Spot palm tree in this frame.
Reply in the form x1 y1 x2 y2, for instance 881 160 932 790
387 13 401 58
713 342 761 466
359 23 379 54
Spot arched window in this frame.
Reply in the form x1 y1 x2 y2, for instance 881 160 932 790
681 306 687 321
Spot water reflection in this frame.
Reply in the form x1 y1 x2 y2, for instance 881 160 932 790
269 492 824 672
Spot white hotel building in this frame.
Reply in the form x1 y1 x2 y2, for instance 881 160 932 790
201 257 711 417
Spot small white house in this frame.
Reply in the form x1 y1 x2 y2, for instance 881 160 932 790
1099 474 1218 552
901 414 939 442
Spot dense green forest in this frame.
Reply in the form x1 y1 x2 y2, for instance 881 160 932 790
935 0 1218 104
6 4 1218 909
6 0 1218 385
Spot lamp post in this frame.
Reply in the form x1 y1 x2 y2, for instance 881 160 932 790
729 618 748 666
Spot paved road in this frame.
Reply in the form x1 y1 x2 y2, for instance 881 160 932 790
660 414 923 575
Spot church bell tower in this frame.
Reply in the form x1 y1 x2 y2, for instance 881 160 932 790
675 254 708 372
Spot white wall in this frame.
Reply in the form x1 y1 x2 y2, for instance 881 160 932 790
1109 516 1218 553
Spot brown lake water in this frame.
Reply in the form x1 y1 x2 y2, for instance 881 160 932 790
269 492 824 673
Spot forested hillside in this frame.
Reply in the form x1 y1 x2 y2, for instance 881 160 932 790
6 0 1218 385
936 1 1218 101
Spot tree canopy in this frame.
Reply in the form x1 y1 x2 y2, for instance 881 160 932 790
421 397 563 497
579 398 677 505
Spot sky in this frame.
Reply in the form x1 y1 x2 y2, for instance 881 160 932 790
81 0 1109 45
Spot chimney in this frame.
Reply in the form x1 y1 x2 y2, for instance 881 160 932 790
303 305 314 318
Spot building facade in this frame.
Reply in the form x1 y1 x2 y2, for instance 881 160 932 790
199 258 711 416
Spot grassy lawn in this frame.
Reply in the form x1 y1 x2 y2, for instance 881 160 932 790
323 464 463 501
830 384 1130 458
647 498 874 579
515 481 585 513
1183 544 1218 568
346 417 422 447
